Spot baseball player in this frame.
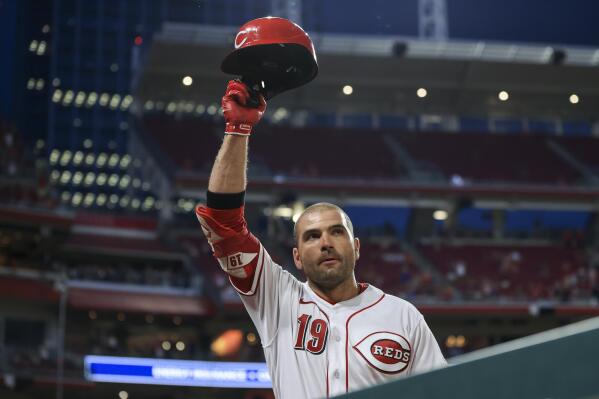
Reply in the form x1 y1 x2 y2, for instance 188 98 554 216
195 80 447 398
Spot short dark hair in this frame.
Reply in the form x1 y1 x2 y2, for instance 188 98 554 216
293 202 354 245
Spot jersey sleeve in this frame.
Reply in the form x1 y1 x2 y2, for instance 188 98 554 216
410 314 447 374
195 203 299 346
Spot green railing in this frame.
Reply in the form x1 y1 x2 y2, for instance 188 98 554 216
341 316 599 399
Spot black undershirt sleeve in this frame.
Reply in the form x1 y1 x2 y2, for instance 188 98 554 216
206 190 245 210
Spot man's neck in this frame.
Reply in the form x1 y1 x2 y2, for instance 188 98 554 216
308 277 360 304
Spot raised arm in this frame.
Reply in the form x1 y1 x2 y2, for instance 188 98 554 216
195 80 267 294
208 80 265 194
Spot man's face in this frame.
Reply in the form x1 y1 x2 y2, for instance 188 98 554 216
293 209 360 290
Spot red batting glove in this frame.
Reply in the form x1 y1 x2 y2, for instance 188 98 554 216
221 80 266 136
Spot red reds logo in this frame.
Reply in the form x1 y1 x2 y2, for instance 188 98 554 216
234 26 258 49
353 332 412 374
234 30 249 49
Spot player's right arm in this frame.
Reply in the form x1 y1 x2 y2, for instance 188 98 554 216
195 81 296 344
195 80 265 294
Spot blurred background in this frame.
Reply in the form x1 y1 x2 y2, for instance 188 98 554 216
1 0 599 398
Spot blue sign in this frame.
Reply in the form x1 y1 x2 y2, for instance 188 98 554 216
84 355 272 388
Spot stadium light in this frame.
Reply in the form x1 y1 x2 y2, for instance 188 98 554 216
182 76 193 86
96 193 107 206
108 154 120 168
195 104 205 114
207 104 217 115
71 192 83 206
72 171 83 185
246 332 257 344
211 329 243 358
433 210 448 221
109 194 119 204
83 139 93 149
52 89 63 103
49 149 60 165
176 341 186 351
181 200 194 212
131 198 141 209
60 170 72 184
99 93 110 106
184 101 195 113
96 153 108 167
108 174 120 187
96 173 107 186
142 197 155 211
85 153 95 166
120 94 133 110
50 170 60 183
272 107 289 122
83 193 95 207
110 94 121 109
73 151 84 165
63 90 74 105
273 205 293 218
26 78 35 90
60 191 71 202
84 172 95 186
36 41 46 55
417 88 428 98
86 92 98 107
29 40 38 52
59 150 72 166
120 154 131 169
498 90 509 101
342 85 353 95
569 94 580 104
166 102 177 114
162 341 172 351
74 91 86 107
144 100 155 111
119 196 130 207
119 391 128 399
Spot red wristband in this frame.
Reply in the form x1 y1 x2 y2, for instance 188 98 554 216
225 122 253 136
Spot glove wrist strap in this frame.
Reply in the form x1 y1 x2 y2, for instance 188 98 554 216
224 122 252 136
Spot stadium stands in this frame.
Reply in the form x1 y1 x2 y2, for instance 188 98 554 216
419 242 595 301
141 115 599 186
395 131 583 185
143 115 401 179
556 136 599 174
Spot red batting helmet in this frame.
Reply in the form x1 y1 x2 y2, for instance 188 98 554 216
221 16 318 100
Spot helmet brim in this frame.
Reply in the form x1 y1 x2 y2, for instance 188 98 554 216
221 43 318 100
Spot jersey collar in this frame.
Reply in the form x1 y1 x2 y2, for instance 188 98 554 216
303 282 383 310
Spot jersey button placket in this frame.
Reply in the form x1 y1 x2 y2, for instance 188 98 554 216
327 319 345 396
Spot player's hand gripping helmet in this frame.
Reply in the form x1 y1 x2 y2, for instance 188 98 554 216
221 16 318 107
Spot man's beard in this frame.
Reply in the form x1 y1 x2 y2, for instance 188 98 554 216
304 257 354 290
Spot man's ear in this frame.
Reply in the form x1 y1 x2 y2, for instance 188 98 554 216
354 237 360 261
293 247 303 270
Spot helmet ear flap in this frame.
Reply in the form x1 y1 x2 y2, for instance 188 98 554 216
221 17 318 101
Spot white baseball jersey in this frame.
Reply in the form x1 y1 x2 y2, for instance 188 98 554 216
196 204 446 398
